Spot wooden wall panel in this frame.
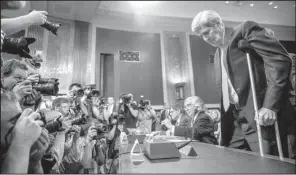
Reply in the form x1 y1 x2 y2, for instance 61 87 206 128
163 31 193 108
189 35 219 104
45 19 74 94
24 17 90 94
72 20 90 86
96 28 164 104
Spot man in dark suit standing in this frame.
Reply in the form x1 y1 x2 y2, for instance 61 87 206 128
191 10 295 157
162 96 218 145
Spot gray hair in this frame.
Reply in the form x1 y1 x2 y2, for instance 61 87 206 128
184 96 206 111
191 10 223 36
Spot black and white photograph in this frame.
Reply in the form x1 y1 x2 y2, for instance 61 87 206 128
1 1 295 174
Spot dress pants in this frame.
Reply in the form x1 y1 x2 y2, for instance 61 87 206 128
226 105 278 156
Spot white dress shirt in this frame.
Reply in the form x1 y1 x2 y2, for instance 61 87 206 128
221 48 239 111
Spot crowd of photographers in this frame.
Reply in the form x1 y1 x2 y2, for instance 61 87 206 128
0 1 158 174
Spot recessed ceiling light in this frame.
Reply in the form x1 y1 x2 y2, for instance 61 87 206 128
274 6 278 9
268 2 273 5
250 3 254 7
225 1 229 4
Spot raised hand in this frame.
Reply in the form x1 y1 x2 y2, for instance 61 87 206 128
26 10 48 26
12 108 43 147
12 80 32 100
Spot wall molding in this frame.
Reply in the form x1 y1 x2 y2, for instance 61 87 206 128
186 32 195 96
92 9 295 41
160 31 168 104
90 23 97 84
152 103 220 110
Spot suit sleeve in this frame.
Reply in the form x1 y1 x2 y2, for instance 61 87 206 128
192 116 215 141
174 126 192 138
242 21 292 112
179 117 190 127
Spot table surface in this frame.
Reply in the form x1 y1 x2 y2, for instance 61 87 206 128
118 140 296 173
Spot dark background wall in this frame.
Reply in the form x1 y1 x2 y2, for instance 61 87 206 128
189 35 219 104
96 28 164 105
280 40 296 54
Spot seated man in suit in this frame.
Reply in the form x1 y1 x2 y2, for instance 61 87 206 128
170 109 191 127
162 96 218 145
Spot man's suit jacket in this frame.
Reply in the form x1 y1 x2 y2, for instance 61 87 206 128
174 111 218 145
174 113 192 127
215 21 295 147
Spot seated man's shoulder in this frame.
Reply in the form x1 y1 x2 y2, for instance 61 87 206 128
197 112 214 123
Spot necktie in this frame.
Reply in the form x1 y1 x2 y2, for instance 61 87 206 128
221 49 230 111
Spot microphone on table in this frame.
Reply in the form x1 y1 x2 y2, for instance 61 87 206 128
177 133 197 156
177 133 193 149
177 138 193 149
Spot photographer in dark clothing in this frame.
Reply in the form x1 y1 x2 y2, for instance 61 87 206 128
118 94 139 130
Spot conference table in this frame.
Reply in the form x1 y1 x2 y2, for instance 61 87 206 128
118 136 295 173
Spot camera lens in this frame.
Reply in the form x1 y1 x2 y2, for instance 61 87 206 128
76 89 84 97
45 120 62 133
71 114 87 125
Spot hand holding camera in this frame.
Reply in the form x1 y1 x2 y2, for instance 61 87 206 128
87 126 98 143
13 80 33 100
12 108 43 146
26 10 48 26
22 89 42 107
69 125 81 135
26 73 40 83
30 128 50 162
59 116 71 133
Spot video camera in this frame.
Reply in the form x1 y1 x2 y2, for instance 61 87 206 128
2 36 36 58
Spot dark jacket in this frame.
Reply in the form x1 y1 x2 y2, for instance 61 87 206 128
214 21 295 149
174 113 192 127
174 111 218 145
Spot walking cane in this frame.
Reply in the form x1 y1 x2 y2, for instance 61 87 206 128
238 40 284 160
